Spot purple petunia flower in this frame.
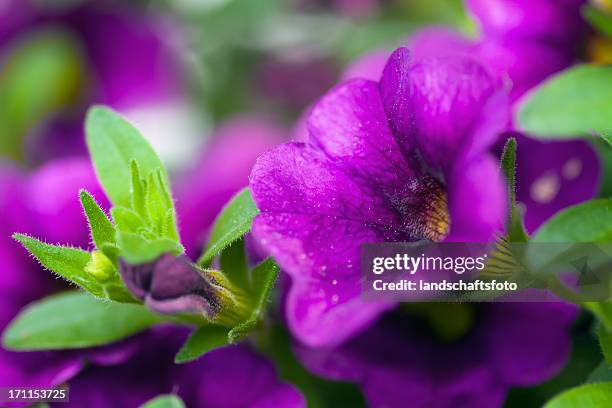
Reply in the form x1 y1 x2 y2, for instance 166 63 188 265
342 2 600 233
250 47 509 347
250 46 580 407
294 303 577 407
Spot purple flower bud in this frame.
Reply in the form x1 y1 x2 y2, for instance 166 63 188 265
119 254 250 326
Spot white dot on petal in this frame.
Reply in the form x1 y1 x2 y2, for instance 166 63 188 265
530 172 560 204
331 294 339 304
562 158 582 180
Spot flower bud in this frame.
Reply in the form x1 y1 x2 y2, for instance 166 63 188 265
85 250 115 281
119 254 251 326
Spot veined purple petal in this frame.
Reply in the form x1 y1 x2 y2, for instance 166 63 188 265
307 79 416 192
380 48 505 170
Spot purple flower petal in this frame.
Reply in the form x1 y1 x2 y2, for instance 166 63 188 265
307 79 416 192
181 345 305 408
483 302 578 385
509 134 600 232
294 314 507 408
380 48 504 170
69 8 180 109
250 142 396 345
447 155 507 241
23 157 108 247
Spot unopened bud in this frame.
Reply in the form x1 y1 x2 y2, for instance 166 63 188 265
119 254 251 326
85 250 115 281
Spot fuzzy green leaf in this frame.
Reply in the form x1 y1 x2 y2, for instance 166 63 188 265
587 361 612 384
517 65 612 140
174 325 229 363
140 395 186 408
229 257 280 343
220 239 249 290
543 382 612 408
500 137 529 242
85 105 168 207
198 188 259 267
13 233 105 297
585 302 612 329
598 325 612 365
2 291 167 350
80 190 115 250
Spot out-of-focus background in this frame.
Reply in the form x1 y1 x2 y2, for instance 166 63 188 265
0 0 473 172
1 1 609 407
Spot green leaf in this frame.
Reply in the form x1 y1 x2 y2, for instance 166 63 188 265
0 29 83 160
249 257 280 314
111 206 147 235
500 137 529 242
587 361 612 384
13 233 105 298
116 232 183 264
543 382 612 408
228 258 280 343
13 233 133 302
517 65 612 139
140 395 185 408
174 325 229 363
582 5 612 37
2 291 168 350
85 105 168 207
585 303 612 329
533 199 612 242
80 190 115 250
197 188 259 266
220 239 249 290
130 160 148 220
598 325 612 365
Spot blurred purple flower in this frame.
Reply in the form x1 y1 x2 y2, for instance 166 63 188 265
294 303 577 408
250 47 509 347
0 158 110 396
60 327 305 408
505 133 600 232
176 116 286 258
1 1 182 162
